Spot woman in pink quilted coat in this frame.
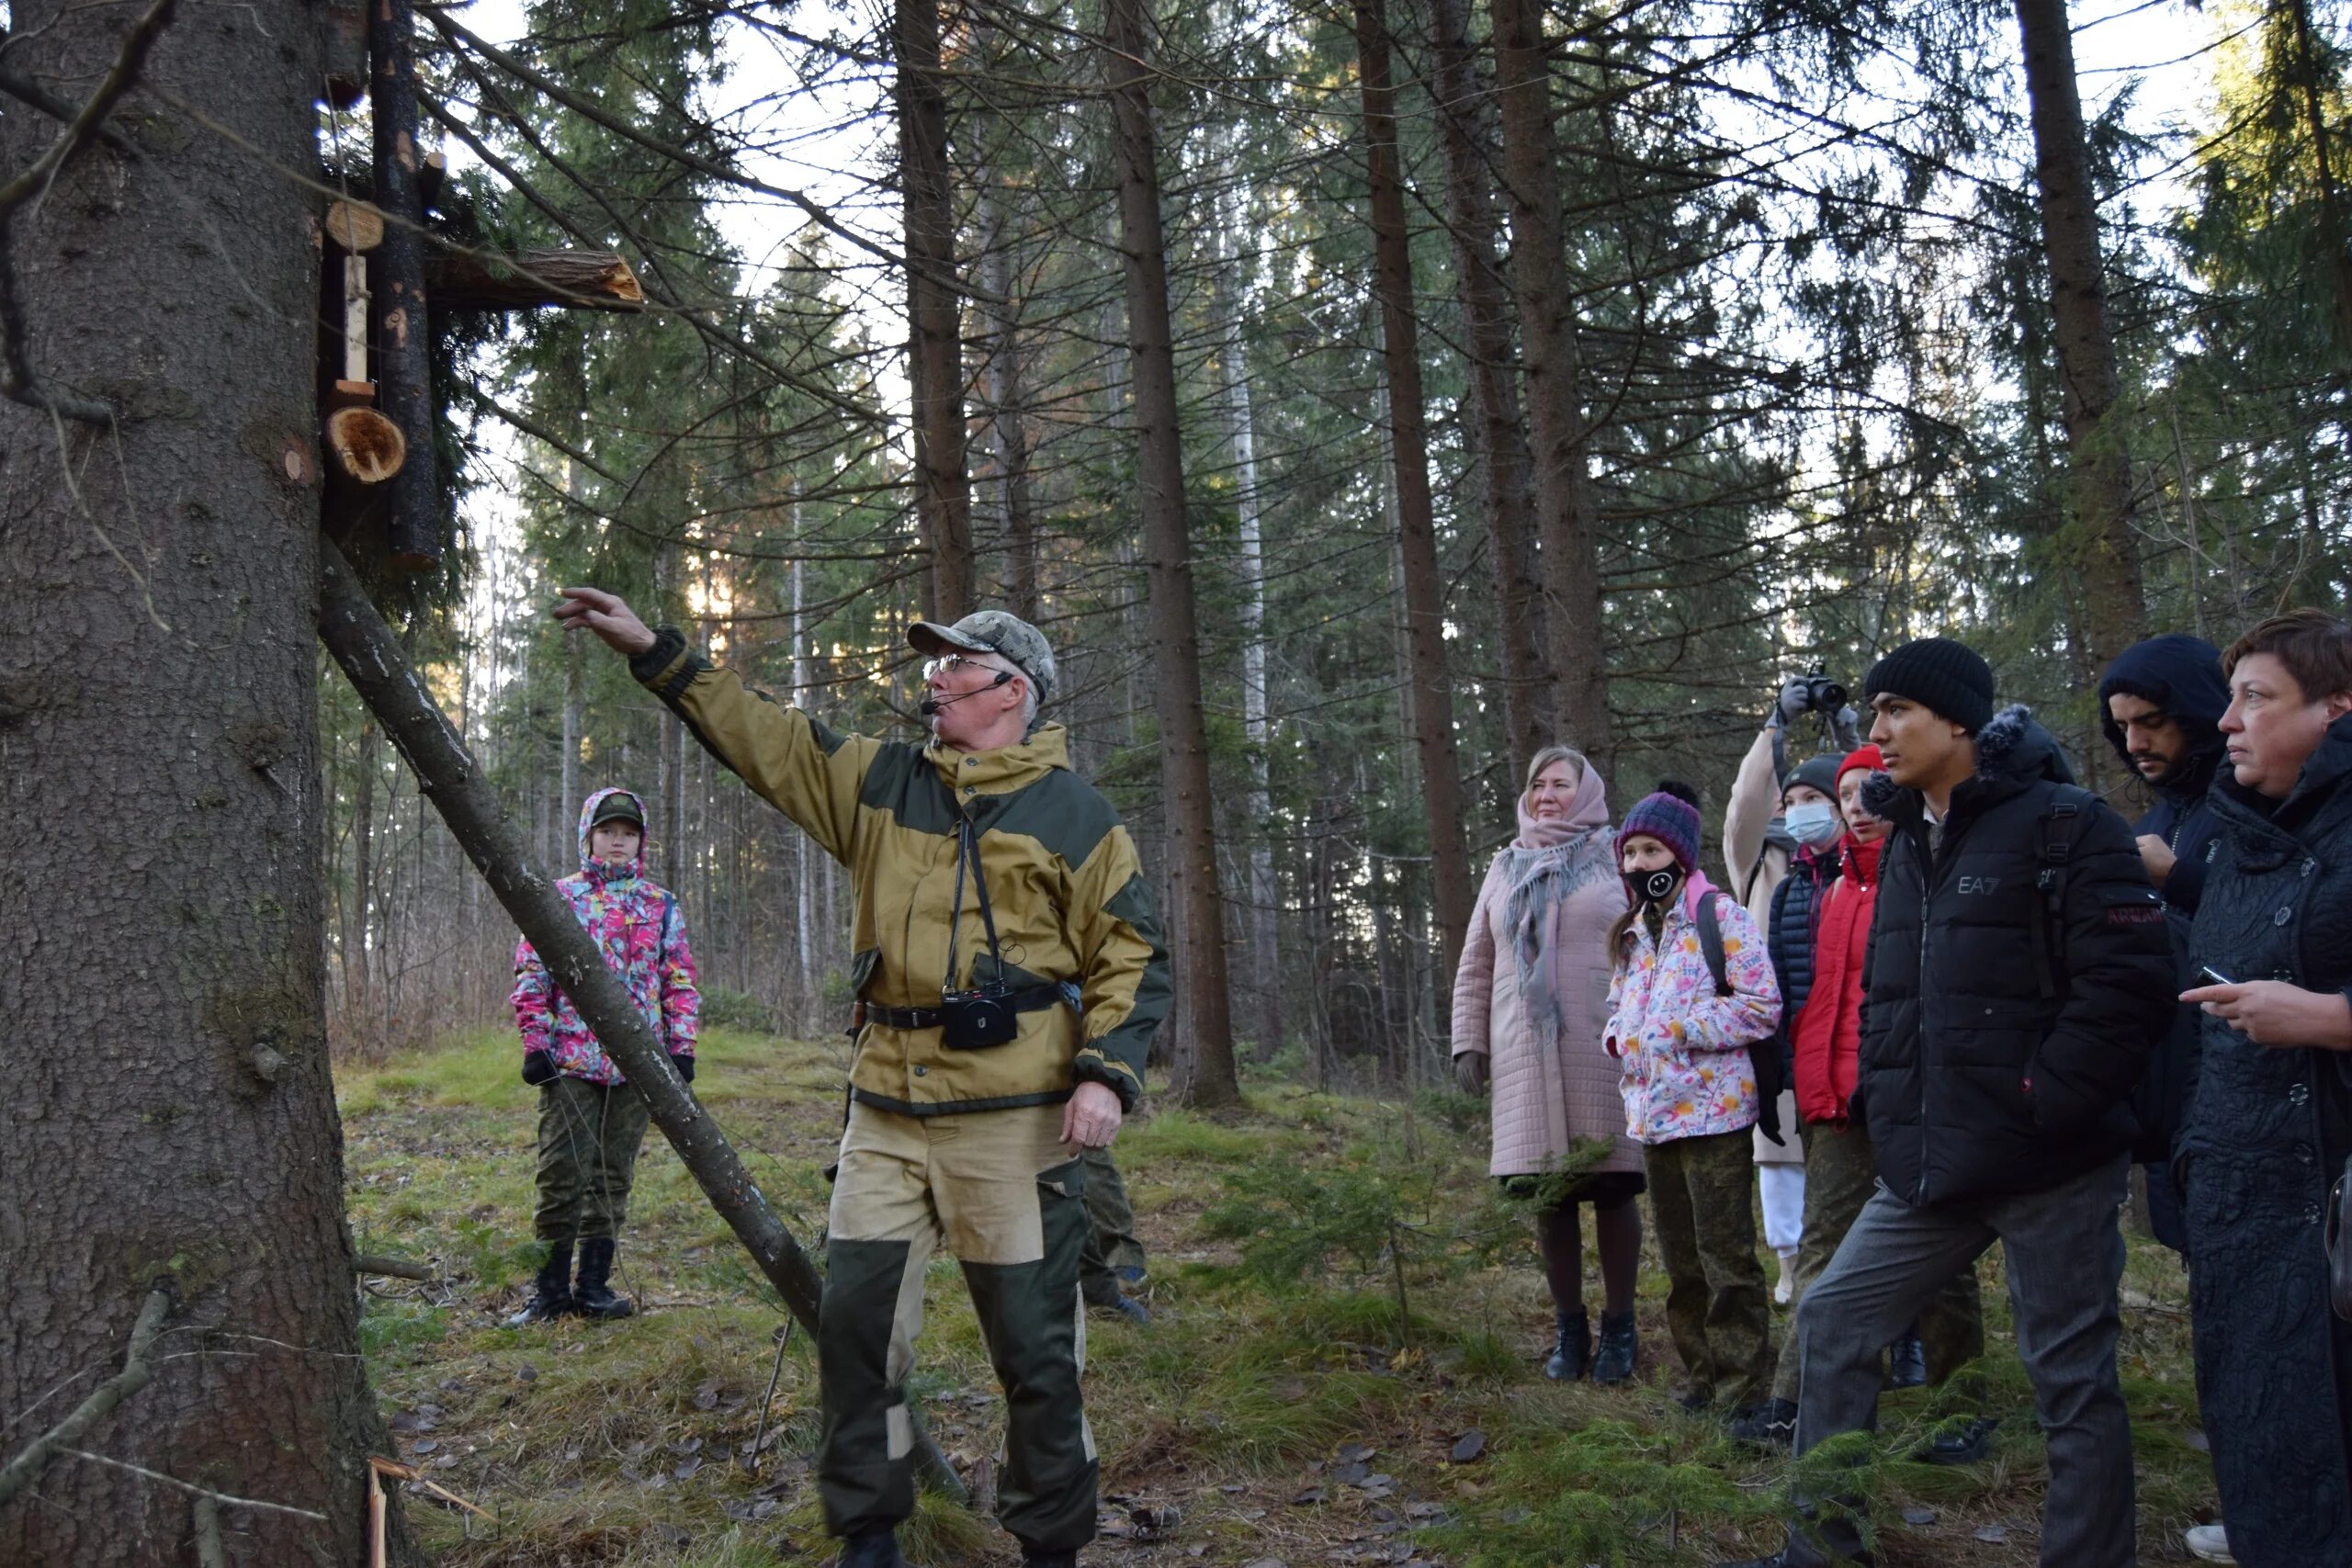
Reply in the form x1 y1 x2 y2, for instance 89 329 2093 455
1451 746 1644 1383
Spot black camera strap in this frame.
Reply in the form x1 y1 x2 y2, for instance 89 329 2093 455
944 813 1007 992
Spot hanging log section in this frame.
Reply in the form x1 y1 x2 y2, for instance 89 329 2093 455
368 0 440 571
424 247 645 314
314 537 967 1505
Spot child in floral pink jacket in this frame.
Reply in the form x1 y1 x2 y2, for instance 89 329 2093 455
507 786 699 1325
1603 782 1781 1425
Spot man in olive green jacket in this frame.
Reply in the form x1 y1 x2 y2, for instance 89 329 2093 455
558 588 1170 1568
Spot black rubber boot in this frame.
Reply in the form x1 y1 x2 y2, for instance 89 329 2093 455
1727 1397 1798 1449
1544 1306 1591 1381
572 1237 635 1319
1917 1416 1996 1465
836 1528 907 1568
504 1242 573 1326
1886 1334 1927 1389
1590 1310 1638 1384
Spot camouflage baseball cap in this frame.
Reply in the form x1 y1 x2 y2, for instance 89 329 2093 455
908 611 1057 706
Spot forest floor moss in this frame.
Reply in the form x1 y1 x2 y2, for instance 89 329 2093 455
342 1029 2215 1566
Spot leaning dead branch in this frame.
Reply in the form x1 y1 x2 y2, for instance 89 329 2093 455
0 1286 170 1508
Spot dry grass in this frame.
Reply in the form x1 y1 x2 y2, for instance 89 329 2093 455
341 1032 2216 1566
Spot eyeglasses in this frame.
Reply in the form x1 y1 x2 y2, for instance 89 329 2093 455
922 653 1012 682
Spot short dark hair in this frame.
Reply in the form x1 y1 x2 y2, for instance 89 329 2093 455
2222 609 2352 703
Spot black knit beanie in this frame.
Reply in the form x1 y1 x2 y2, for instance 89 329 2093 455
1861 637 1996 736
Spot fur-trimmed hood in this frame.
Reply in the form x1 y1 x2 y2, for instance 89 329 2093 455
1860 704 2074 824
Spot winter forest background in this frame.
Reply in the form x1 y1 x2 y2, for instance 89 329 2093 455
321 0 2352 1099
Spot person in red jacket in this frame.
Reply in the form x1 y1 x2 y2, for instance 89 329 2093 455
1734 747 1983 1449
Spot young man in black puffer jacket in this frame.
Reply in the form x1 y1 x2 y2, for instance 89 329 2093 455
1720 637 2175 1568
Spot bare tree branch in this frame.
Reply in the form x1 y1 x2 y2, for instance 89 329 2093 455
0 1286 170 1508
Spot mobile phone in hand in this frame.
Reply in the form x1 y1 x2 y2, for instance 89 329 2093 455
2196 965 2236 987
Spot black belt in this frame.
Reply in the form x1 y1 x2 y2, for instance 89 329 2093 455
862 985 1065 1032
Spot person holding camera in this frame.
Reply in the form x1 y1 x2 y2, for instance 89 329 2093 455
1724 672 1860 1306
555 589 1169 1568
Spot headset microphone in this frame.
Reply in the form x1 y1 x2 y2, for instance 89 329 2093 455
919 668 1013 717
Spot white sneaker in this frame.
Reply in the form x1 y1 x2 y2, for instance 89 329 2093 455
1773 1248 1797 1305
2185 1522 2235 1563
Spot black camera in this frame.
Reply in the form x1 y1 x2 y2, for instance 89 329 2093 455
941 985 1020 1050
1797 665 1848 714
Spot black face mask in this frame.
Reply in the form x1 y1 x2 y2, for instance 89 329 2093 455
1637 867 1681 905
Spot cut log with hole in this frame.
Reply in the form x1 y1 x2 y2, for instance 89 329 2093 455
419 150 447 214
326 408 405 487
425 248 645 313
324 200 385 254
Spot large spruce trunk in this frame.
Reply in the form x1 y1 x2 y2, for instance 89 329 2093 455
898 0 976 621
2013 0 2145 673
1355 0 1474 983
1103 0 1241 1106
1488 0 1614 777
1426 0 1549 779
0 2 409 1562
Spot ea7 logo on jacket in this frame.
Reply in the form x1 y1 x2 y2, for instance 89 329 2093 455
1958 875 2001 896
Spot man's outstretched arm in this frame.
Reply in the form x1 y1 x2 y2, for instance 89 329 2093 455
556 587 874 862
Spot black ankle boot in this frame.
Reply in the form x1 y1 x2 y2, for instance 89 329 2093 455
1544 1306 1591 1381
505 1241 573 1326
836 1528 907 1568
1590 1310 1637 1384
1886 1335 1926 1389
572 1237 634 1319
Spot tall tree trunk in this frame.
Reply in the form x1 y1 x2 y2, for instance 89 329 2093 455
1214 191 1283 1058
899 0 975 620
1426 0 1548 775
2013 0 2145 671
349 716 378 1021
0 1 412 1559
1103 0 1241 1107
973 53 1040 622
1488 0 1614 776
560 630 582 834
1355 0 1473 982
2287 0 2352 368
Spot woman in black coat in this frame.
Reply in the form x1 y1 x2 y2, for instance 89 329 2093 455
2181 611 2352 1567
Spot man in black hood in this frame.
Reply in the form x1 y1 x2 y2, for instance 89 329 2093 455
2098 633 2231 1256
2099 632 2230 914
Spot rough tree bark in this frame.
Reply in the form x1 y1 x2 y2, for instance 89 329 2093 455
1426 0 1548 777
898 0 975 620
1355 0 1473 982
1103 0 1242 1107
316 543 968 1500
1488 0 1614 776
2013 0 2145 671
0 3 415 1560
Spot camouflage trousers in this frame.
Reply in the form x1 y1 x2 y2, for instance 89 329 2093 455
1645 1129 1774 1412
1079 1145 1147 1307
1770 1117 1985 1405
819 1101 1095 1551
534 1076 652 1244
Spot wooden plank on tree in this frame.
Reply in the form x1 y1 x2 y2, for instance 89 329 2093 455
424 247 645 313
314 538 968 1506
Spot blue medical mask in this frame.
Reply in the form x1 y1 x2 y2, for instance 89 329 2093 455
1784 801 1842 847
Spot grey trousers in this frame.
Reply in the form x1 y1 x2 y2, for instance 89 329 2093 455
1792 1155 2134 1568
